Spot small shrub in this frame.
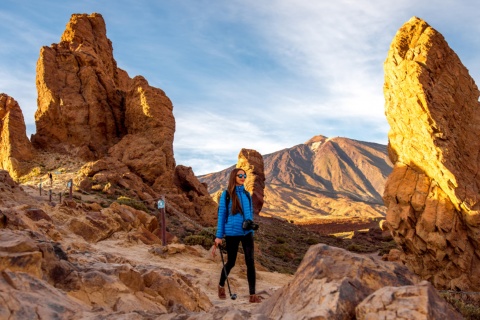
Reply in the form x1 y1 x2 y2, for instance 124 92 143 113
306 238 318 245
199 227 217 239
440 292 480 320
276 237 287 244
184 235 214 249
269 244 295 261
116 196 149 213
347 243 370 253
378 240 398 255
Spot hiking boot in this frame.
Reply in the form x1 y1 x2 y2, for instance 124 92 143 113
249 294 263 303
218 286 226 299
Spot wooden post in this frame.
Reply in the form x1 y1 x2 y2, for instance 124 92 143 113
49 189 52 202
59 192 62 203
39 182 42 196
157 196 166 246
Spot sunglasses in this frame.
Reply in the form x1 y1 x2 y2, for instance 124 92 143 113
237 174 247 179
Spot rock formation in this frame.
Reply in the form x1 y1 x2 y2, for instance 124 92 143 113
237 148 265 215
384 16 480 290
32 13 127 159
173 165 217 226
356 281 462 320
31 13 216 227
253 244 460 319
0 94 34 178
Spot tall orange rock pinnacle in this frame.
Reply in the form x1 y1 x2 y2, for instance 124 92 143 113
384 16 480 290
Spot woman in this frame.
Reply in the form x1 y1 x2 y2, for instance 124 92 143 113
212 168 262 303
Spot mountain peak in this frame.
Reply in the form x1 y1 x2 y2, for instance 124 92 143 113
304 135 328 152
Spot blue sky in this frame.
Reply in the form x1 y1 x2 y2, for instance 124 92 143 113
1 1 479 175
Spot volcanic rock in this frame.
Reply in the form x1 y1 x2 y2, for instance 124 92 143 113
384 17 480 290
237 148 266 215
32 13 216 227
356 281 462 320
32 13 127 159
0 94 34 178
254 244 420 319
173 165 217 226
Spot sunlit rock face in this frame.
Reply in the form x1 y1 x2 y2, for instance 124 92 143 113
0 94 34 178
32 13 127 159
237 148 266 215
383 16 480 290
31 13 216 226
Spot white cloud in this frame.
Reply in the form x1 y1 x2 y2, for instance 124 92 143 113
2 0 480 175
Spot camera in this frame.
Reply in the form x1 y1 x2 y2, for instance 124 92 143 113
242 219 259 231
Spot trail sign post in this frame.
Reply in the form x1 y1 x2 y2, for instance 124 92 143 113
67 180 73 200
157 196 166 246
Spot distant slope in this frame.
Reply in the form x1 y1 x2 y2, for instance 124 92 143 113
198 135 392 223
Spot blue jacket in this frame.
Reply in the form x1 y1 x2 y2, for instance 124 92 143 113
216 185 254 238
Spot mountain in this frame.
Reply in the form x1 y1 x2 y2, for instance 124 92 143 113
199 135 393 223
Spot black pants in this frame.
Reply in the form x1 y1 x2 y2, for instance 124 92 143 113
219 233 256 295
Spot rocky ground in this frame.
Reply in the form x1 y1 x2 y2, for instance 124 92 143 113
0 151 475 319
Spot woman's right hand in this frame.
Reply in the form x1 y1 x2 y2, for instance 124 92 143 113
211 238 223 258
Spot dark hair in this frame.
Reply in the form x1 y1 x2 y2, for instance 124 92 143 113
227 168 245 215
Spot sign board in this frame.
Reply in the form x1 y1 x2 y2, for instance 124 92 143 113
157 199 165 209
67 181 72 188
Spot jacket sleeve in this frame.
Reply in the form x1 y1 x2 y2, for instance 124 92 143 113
215 191 227 238
244 191 254 221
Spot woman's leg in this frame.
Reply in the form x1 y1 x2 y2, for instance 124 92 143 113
219 236 241 286
241 232 256 295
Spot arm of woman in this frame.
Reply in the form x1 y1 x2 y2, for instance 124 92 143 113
215 190 228 242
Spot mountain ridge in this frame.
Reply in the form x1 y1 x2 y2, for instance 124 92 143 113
199 135 392 223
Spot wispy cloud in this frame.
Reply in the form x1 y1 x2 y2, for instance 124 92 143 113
1 0 479 175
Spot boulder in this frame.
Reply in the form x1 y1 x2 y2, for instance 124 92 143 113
384 16 480 290
356 281 462 320
254 244 419 319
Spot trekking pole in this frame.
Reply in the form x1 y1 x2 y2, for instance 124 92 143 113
219 244 237 300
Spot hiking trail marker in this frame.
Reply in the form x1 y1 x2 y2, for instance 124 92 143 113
157 196 166 246
67 179 73 200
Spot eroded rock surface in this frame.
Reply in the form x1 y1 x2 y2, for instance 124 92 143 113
356 280 462 320
32 13 216 227
253 244 458 319
0 94 34 178
237 148 266 215
384 16 480 290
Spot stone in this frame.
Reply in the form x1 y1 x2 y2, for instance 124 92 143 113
254 244 419 319
356 281 462 320
173 165 217 226
384 16 480 290
0 94 34 178
237 149 266 216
